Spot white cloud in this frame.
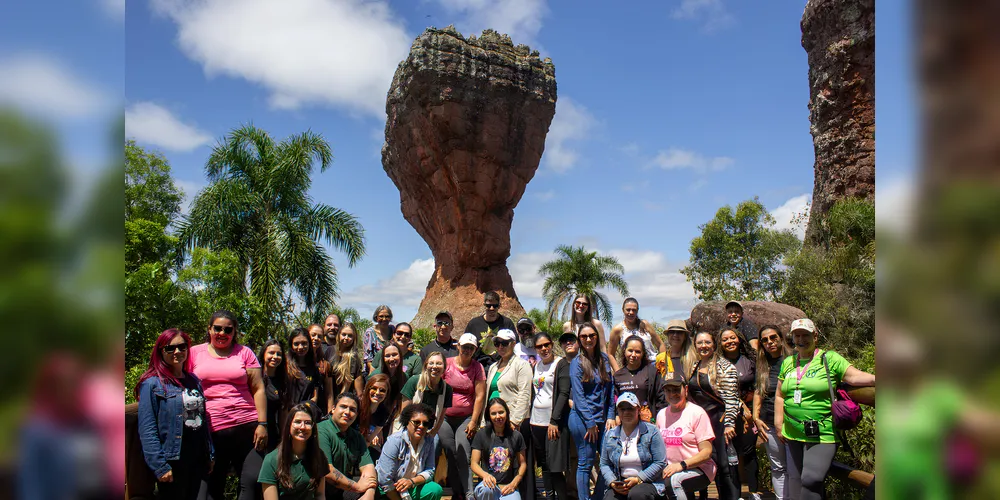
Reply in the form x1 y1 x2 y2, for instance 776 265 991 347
647 147 734 173
876 174 915 236
508 251 557 301
607 248 697 323
770 193 810 239
0 54 111 119
533 190 555 202
542 97 595 173
100 0 125 20
340 258 435 314
435 0 548 45
151 0 412 117
126 102 213 152
672 0 735 32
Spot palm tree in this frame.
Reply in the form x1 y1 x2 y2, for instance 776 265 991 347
538 245 630 324
177 124 365 332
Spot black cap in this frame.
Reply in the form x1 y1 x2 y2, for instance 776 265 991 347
663 374 688 387
517 317 534 327
559 332 578 343
435 311 453 321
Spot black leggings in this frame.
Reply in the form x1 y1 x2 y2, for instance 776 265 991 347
707 417 738 500
734 420 759 492
531 425 567 500
207 422 257 500
157 458 208 500
238 447 268 500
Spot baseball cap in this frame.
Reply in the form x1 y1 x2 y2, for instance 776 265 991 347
616 392 640 408
517 317 534 328
458 333 478 346
790 318 817 334
496 329 517 341
559 332 577 343
435 311 453 321
664 319 689 334
725 301 743 311
663 375 687 387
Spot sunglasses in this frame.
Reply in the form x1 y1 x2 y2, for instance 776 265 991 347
211 325 234 334
409 420 432 429
574 301 589 307
762 335 781 343
535 342 553 350
396 330 413 338
579 333 597 340
162 344 188 353
493 340 512 348
435 320 452 327
483 303 500 310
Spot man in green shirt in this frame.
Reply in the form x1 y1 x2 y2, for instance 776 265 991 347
371 322 423 377
318 393 378 500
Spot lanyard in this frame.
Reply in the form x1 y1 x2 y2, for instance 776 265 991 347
794 349 819 386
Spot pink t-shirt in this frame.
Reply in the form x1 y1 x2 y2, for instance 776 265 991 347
190 343 261 432
443 357 485 418
656 403 717 482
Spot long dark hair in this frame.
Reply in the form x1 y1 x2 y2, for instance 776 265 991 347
380 342 407 396
755 324 787 396
308 323 332 377
134 329 192 399
359 374 390 435
484 397 514 437
620 335 650 370
621 298 650 334
577 322 610 383
276 403 324 491
285 328 319 382
257 338 287 389
718 326 755 361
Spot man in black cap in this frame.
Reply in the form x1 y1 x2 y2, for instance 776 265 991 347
420 311 459 361
724 300 759 351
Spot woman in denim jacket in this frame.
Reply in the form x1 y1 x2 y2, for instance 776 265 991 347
136 329 214 499
599 393 666 500
375 403 442 500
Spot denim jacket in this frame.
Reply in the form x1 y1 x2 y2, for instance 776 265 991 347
570 355 616 428
136 375 214 478
375 430 438 489
600 422 667 492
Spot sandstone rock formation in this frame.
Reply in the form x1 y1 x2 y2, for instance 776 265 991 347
801 0 875 243
688 301 806 338
382 26 557 330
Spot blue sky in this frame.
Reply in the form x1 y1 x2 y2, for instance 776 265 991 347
0 0 911 326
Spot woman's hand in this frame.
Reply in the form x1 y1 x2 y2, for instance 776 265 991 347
663 463 683 478
500 481 518 495
393 477 413 493
481 473 497 490
585 425 600 443
465 423 478 440
254 425 268 451
724 426 736 443
754 418 770 434
158 470 174 483
622 477 641 489
547 424 560 441
605 419 618 431
371 435 383 447
610 480 629 494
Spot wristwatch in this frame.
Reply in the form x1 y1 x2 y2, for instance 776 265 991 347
680 461 688 471
257 421 268 426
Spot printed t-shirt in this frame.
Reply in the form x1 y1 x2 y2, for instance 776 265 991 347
613 364 659 423
463 315 516 343
178 375 209 458
190 343 260 432
530 357 562 426
443 357 485 418
656 404 716 481
472 428 525 485
401 376 453 411
513 343 537 366
258 449 315 500
778 349 850 443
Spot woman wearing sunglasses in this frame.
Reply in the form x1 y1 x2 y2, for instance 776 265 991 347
530 332 571 500
135 328 213 499
753 325 790 499
562 294 610 367
569 322 616 500
484 329 534 500
375 403 443 500
190 310 268 500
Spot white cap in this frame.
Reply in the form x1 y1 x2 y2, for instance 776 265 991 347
458 333 478 346
496 329 517 341
790 318 816 334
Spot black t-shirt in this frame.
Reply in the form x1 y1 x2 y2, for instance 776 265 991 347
330 355 361 400
263 374 284 450
464 315 516 342
612 364 661 423
727 354 755 401
728 317 759 342
472 427 525 485
759 354 784 424
178 375 210 459
420 339 459 361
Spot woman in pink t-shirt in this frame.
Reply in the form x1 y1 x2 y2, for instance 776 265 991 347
189 310 268 500
438 333 487 500
655 377 716 500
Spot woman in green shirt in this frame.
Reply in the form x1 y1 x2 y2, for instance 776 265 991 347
774 319 875 500
259 403 327 500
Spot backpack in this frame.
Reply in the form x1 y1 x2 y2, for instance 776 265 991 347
821 352 863 430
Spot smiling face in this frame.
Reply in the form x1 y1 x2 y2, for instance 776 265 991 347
573 297 590 317
383 345 402 372
695 332 715 359
665 384 687 409
726 305 743 325
375 308 392 326
667 330 688 353
394 325 413 346
720 330 740 355
290 333 311 358
561 338 579 356
494 337 514 359
433 317 453 339
368 381 389 404
792 329 817 352
459 343 476 360
208 318 235 349
263 345 283 370
408 412 431 441
331 397 358 430
483 299 500 321
760 328 783 356
624 339 645 369
622 301 638 322
338 325 356 351
324 315 341 342
161 335 188 371
309 325 324 349
425 354 445 380
489 402 508 429
578 326 599 353
288 411 314 443
535 337 554 363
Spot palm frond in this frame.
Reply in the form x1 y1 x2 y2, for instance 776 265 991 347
301 204 366 267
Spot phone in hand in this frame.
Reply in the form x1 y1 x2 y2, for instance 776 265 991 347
610 481 625 489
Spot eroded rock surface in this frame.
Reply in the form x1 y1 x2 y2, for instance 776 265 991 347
689 301 807 337
801 0 875 243
382 26 557 329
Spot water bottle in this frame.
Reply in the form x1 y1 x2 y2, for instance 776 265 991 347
400 491 411 500
726 441 738 466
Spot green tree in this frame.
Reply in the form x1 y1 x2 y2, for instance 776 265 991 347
526 307 564 334
680 197 801 301
539 245 630 324
126 140 183 227
177 125 366 338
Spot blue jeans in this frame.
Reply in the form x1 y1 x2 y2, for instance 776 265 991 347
568 411 606 500
474 482 522 500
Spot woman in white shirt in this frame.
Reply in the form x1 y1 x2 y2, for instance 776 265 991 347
529 332 572 500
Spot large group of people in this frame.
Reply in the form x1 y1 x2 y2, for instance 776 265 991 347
135 294 875 500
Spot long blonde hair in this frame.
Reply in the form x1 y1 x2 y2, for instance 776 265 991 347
415 352 446 393
686 331 720 388
333 323 359 390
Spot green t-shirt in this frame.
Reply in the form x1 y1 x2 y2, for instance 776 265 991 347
316 419 374 476
401 375 453 411
258 449 316 500
778 350 849 443
489 369 503 401
371 351 423 378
